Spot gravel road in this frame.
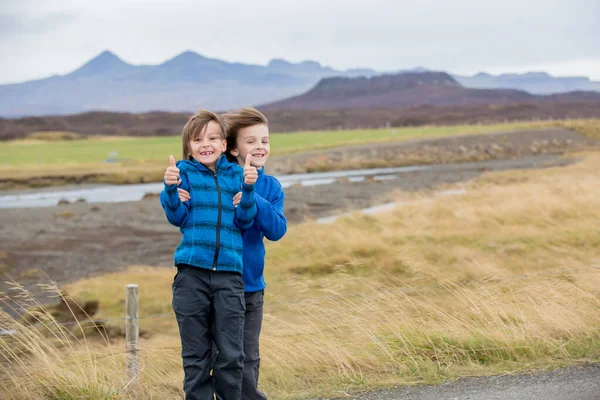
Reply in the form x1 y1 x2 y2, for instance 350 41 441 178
319 364 600 400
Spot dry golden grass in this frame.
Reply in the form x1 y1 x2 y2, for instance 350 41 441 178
25 131 86 141
1 153 600 399
558 119 600 140
0 160 166 190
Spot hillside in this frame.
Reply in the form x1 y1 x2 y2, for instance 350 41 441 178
261 72 600 110
2 100 600 140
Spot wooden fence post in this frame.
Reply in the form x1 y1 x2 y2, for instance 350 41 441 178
126 284 139 384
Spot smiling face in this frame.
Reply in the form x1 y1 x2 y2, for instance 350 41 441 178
229 124 270 169
189 120 226 171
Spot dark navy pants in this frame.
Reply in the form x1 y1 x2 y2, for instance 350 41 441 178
172 265 246 400
211 290 267 400
241 291 267 400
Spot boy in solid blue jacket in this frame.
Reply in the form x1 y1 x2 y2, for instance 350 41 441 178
179 108 286 400
161 109 258 400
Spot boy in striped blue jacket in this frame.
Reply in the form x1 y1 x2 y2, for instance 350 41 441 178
179 108 287 400
160 109 258 400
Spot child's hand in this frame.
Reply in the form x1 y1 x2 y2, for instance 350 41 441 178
164 155 181 186
178 188 191 203
243 154 258 185
232 192 242 208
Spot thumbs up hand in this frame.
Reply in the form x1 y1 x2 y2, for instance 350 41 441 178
164 155 182 186
243 154 258 185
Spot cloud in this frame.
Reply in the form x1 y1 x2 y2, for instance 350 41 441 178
0 11 76 36
0 0 598 84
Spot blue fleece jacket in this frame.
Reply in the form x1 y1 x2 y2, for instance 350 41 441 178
242 168 287 292
160 155 256 275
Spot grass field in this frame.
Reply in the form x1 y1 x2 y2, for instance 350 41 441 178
2 151 600 399
2 119 597 189
0 121 559 165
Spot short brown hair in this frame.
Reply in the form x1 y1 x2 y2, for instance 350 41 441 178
223 107 269 162
181 109 227 159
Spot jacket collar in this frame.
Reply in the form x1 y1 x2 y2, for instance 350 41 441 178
181 154 230 173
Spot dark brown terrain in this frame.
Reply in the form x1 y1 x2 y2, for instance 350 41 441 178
266 102 600 132
2 103 600 141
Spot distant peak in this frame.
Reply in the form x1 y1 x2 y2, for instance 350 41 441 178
69 50 131 77
268 58 291 67
268 58 323 68
96 50 118 58
475 71 553 79
521 71 552 78
180 50 202 57
87 50 126 65
169 50 207 62
314 71 458 91
298 60 322 67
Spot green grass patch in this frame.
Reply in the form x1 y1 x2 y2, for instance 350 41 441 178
0 121 557 166
2 119 597 189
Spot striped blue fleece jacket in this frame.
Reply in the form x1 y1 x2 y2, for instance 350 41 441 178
160 155 256 275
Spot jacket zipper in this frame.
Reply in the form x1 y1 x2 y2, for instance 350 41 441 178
212 171 221 271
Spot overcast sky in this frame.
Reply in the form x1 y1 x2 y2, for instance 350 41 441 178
1 0 599 84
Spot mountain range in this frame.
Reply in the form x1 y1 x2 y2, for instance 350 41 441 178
0 51 377 117
454 72 600 95
261 72 600 110
1 50 599 117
